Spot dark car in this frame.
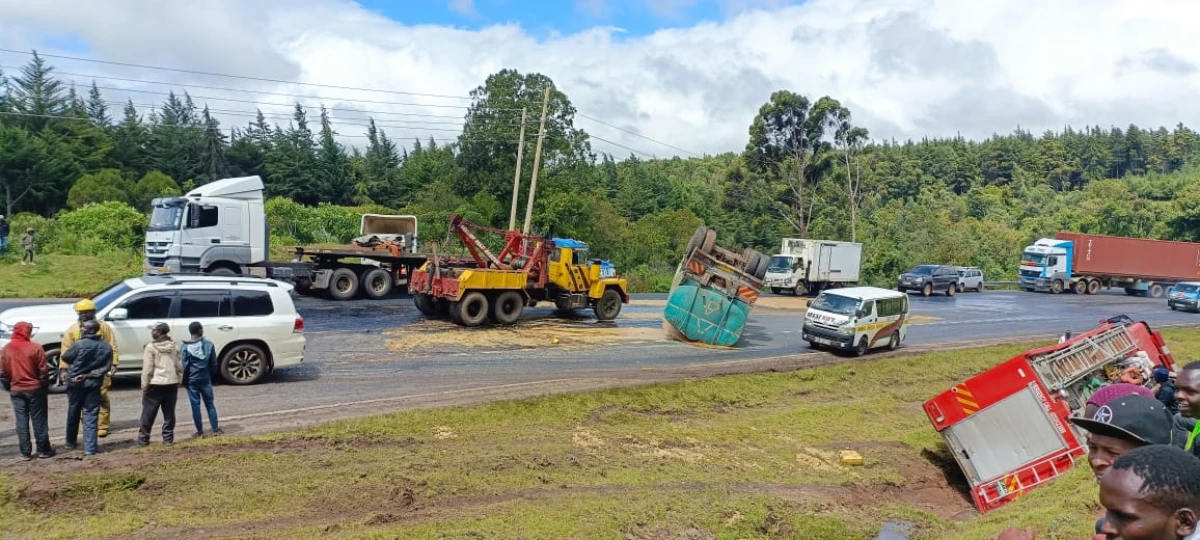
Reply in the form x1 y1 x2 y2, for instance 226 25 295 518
897 265 959 297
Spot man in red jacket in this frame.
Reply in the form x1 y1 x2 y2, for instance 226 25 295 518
0 321 55 460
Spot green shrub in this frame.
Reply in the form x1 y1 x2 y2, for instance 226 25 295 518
132 171 181 210
54 201 145 255
68 169 134 209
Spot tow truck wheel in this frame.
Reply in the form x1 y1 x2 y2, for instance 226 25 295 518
594 288 623 321
414 293 437 316
1073 280 1087 295
854 337 869 357
362 268 393 300
1087 279 1101 295
327 268 360 301
1050 280 1064 294
492 291 524 325
456 292 490 327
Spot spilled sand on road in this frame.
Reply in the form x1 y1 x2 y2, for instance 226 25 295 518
385 318 662 352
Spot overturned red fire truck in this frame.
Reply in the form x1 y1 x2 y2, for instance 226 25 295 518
923 315 1177 513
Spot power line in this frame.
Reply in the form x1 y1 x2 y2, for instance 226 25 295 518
588 133 656 158
107 101 468 129
0 48 474 101
576 112 701 157
86 83 481 111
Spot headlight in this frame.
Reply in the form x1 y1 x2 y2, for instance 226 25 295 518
837 324 855 335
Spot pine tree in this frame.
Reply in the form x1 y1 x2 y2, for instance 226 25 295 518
317 106 351 205
198 106 228 183
86 82 110 127
111 100 150 174
11 51 67 129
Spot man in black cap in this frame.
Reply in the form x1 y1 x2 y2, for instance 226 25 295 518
1069 394 1178 536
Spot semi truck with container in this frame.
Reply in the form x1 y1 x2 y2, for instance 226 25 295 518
923 315 1176 513
762 238 861 296
144 175 427 301
662 225 769 347
1018 232 1200 297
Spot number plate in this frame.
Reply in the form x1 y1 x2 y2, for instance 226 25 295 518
812 337 835 346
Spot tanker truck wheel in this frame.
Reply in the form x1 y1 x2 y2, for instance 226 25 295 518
700 229 717 254
686 227 708 254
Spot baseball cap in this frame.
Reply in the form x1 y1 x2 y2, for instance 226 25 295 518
1086 383 1153 408
1070 394 1174 446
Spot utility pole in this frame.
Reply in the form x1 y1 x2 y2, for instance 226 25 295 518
507 108 528 231
522 87 551 235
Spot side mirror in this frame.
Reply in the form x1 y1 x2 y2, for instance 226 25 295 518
804 299 812 308
107 308 128 321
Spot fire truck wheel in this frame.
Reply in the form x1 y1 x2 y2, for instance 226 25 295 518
854 337 869 357
456 292 490 327
362 268 393 300
700 229 717 254
594 288 623 321
327 268 360 301
492 291 524 325
686 226 708 254
414 293 437 316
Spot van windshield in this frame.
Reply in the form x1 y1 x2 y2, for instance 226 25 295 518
809 293 860 316
767 256 794 272
149 199 185 232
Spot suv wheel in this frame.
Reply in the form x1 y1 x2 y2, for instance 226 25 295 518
922 283 932 297
946 283 956 297
976 282 985 293
221 344 269 385
44 347 66 394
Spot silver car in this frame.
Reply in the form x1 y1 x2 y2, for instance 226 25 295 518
956 267 985 292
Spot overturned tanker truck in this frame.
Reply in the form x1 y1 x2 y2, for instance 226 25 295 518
662 225 769 347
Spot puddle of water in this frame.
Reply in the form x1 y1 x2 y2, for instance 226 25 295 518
874 521 914 540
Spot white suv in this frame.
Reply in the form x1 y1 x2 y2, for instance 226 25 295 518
955 267 985 293
0 274 305 389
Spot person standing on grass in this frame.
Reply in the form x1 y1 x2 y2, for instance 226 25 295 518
180 321 222 438
0 214 10 255
139 322 182 446
61 299 119 438
19 228 35 266
61 320 113 456
1174 361 1200 458
0 322 55 461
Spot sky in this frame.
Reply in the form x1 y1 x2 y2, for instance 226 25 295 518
1 0 1199 159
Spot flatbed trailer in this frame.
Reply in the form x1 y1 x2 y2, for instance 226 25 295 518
281 244 428 301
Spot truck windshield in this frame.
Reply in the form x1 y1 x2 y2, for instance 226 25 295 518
148 201 185 231
1022 252 1048 266
90 281 133 311
809 293 860 316
767 256 793 272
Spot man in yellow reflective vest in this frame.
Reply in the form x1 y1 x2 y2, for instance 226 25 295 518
60 299 118 437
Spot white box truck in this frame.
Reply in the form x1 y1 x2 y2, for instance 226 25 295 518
762 238 862 295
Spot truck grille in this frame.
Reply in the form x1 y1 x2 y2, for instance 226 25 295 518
145 242 170 256
1019 269 1040 278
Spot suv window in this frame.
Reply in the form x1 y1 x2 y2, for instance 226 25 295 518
179 292 232 318
232 290 274 317
121 292 175 320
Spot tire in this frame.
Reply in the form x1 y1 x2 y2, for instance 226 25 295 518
362 268 393 300
700 229 717 254
1073 280 1087 295
1087 279 1101 295
795 283 808 296
854 337 869 357
946 283 956 297
887 332 900 351
1170 304 1178 311
1149 283 1165 298
327 268 360 301
686 227 708 254
492 291 524 325
455 291 490 327
957 283 964 293
808 341 823 351
922 283 932 297
1124 288 1139 296
750 252 768 280
207 266 238 276
1051 280 1064 294
771 287 783 295
221 344 269 385
594 288 623 321
44 347 66 394
976 282 985 293
414 293 437 316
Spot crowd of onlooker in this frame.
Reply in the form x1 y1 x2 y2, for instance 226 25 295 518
999 361 1200 539
1 300 222 459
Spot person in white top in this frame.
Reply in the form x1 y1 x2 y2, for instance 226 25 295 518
138 323 183 446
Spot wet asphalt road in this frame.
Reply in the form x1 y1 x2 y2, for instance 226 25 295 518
1 289 1197 455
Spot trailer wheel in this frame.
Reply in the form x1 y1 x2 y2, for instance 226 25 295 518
1050 280 1064 294
414 293 437 316
700 229 717 254
686 226 708 254
491 291 525 325
1087 279 1101 295
327 268 359 301
455 292 490 327
1149 283 1165 298
1073 280 1087 295
362 268 393 300
594 288 623 321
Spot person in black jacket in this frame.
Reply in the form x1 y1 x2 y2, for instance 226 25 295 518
60 320 113 456
1155 366 1179 415
0 214 9 254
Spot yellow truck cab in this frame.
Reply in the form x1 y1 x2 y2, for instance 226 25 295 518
547 238 628 319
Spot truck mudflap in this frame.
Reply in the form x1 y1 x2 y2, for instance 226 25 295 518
663 276 753 347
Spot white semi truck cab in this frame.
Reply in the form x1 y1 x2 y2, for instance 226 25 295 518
145 175 268 275
762 238 862 296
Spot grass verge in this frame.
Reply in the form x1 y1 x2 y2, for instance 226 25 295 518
2 329 1197 539
0 252 142 298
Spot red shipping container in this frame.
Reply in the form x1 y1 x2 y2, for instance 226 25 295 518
1054 232 1200 282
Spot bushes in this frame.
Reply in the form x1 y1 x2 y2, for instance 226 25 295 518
11 202 145 257
265 197 405 246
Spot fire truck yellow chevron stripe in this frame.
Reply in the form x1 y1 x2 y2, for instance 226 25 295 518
954 384 979 415
956 387 974 398
956 396 980 408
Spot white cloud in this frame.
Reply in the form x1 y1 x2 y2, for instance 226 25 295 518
447 0 476 17
1 0 1199 158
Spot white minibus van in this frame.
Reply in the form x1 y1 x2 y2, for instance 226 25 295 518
801 286 909 356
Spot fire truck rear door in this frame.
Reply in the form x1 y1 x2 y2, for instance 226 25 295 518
942 385 1070 486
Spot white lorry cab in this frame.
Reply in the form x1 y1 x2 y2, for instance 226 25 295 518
763 238 862 296
801 286 909 356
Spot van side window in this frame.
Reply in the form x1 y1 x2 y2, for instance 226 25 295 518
860 300 875 317
876 297 907 318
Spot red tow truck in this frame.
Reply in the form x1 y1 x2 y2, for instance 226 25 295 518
923 315 1177 513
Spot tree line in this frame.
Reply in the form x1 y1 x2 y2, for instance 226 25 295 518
2 51 1200 290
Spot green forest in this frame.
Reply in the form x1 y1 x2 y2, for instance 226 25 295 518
3 52 1200 293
